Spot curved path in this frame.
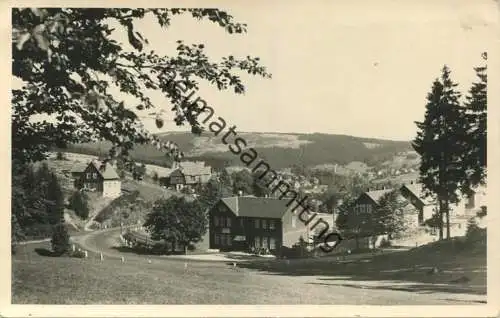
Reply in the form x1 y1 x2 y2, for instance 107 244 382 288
71 227 241 264
65 228 487 305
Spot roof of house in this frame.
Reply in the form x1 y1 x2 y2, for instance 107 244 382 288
364 189 394 203
150 166 173 178
220 196 293 219
90 160 120 180
180 162 212 176
401 184 434 205
70 162 88 173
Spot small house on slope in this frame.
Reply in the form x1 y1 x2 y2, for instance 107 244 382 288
166 161 212 191
73 160 121 198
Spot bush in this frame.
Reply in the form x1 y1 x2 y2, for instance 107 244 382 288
279 241 312 259
68 190 90 219
379 237 392 248
23 224 55 240
466 217 483 241
70 249 86 258
56 152 66 160
477 206 487 218
94 190 140 223
51 223 71 256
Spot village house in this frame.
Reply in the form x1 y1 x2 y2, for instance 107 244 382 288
349 188 419 247
207 196 312 254
72 160 121 198
350 182 488 243
162 161 212 191
400 182 487 236
399 183 435 228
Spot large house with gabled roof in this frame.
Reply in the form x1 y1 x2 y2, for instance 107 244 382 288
207 196 311 253
73 160 121 198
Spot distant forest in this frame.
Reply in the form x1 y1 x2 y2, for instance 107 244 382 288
64 132 412 170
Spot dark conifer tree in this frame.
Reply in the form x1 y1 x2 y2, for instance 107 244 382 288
461 53 487 193
51 223 70 256
412 65 467 240
46 172 65 225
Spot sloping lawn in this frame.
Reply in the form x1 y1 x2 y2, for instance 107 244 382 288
238 235 487 295
12 240 485 305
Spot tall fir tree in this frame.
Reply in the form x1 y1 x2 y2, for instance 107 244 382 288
373 190 410 238
46 171 65 225
461 53 487 194
412 65 467 240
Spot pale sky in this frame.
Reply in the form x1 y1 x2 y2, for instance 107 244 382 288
15 0 499 141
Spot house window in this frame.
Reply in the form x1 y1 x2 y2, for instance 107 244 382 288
366 205 372 214
215 234 220 245
86 173 91 179
292 217 296 228
269 220 275 230
240 219 244 227
270 237 276 250
262 219 267 229
226 235 232 246
255 219 260 229
226 217 231 227
214 216 219 226
93 173 97 179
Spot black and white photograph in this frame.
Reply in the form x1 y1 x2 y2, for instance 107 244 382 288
3 0 498 316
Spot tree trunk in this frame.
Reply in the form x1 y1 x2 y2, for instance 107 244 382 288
438 198 444 240
445 199 451 239
184 244 188 255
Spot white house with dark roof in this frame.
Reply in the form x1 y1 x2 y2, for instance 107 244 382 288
74 160 121 198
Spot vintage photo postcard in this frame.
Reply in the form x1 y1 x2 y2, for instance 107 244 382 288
1 0 499 317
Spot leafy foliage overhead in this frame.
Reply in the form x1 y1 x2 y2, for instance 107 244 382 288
12 8 271 164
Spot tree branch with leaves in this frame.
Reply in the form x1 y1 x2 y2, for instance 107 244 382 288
12 8 272 165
